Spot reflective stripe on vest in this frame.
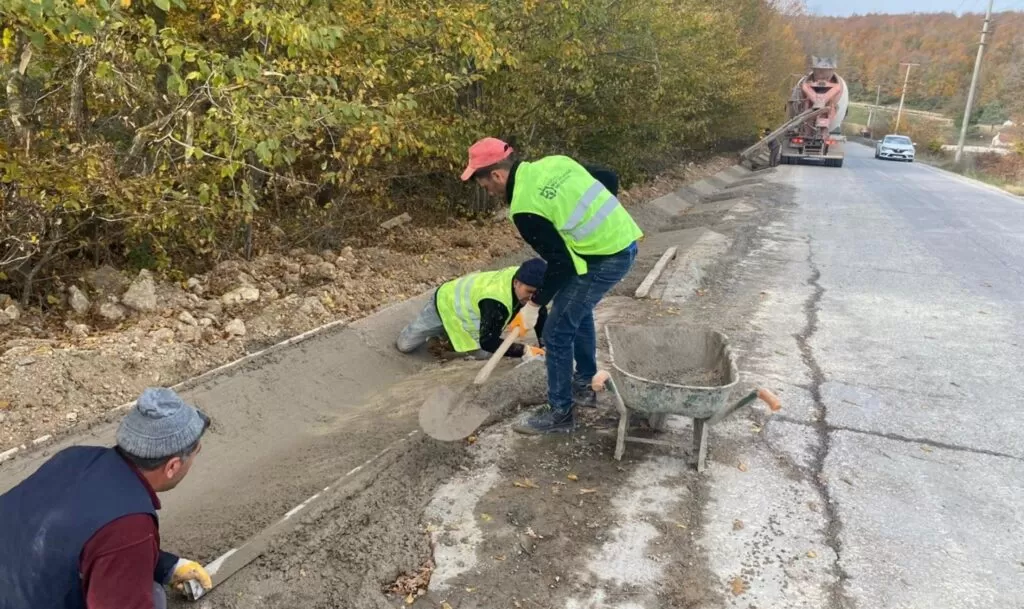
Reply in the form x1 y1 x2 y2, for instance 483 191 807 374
452 274 481 342
563 182 623 241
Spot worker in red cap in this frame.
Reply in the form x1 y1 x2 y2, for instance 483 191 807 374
461 138 643 434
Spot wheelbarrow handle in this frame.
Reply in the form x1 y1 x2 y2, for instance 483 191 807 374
706 387 782 426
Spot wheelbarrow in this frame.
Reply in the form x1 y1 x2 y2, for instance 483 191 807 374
592 324 780 472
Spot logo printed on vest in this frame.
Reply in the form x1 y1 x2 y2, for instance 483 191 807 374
538 170 573 200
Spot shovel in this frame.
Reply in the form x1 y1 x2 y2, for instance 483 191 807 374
418 326 522 441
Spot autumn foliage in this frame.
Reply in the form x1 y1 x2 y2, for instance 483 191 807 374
0 0 804 303
794 11 1024 123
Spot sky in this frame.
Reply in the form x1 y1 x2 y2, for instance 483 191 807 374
809 0 1006 16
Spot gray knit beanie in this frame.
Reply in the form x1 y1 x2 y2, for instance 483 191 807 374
117 387 209 459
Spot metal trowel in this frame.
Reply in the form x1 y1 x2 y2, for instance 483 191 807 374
418 326 522 441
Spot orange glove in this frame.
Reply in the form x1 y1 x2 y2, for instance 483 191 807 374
521 345 545 363
508 302 541 334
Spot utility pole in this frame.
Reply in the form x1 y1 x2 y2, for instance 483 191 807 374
894 63 919 134
955 0 995 164
867 84 882 136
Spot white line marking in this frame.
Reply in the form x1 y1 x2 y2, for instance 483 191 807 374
205 548 238 576
283 492 320 520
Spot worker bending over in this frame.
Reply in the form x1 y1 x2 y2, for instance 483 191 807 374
0 388 213 609
396 258 548 360
461 138 642 434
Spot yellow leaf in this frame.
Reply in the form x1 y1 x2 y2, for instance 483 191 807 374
493 554 506 561
404 593 415 605
579 488 597 495
120 0 132 7
466 435 477 444
441 603 453 609
0 400 10 410
730 576 747 596
738 463 748 472
567 474 578 482
479 513 492 522
513 479 538 489
47 294 60 305
807 550 818 558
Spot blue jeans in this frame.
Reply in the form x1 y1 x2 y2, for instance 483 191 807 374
545 243 637 413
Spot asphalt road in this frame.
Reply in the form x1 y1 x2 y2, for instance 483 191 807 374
697 143 1024 608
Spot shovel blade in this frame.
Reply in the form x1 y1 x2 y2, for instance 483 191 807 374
419 385 488 441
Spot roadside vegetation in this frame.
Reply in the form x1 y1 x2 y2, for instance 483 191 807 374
0 0 805 308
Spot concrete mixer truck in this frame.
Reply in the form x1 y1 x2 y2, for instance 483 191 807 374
741 56 850 168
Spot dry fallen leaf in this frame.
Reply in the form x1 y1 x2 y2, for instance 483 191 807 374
738 463 748 472
404 593 415 605
441 602 454 609
675 521 688 529
730 576 747 596
480 513 493 522
465 587 476 592
567 473 579 482
466 435 478 445
733 519 744 531
0 400 10 410
750 425 762 433
579 488 598 495
525 527 543 539
807 550 818 558
513 479 539 489
920 445 934 453
493 554 507 561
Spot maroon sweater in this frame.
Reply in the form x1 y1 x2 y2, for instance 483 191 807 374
78 454 165 609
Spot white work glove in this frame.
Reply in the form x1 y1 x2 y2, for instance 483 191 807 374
510 302 541 333
170 558 212 593
521 345 545 363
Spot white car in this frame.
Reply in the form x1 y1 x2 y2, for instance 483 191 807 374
875 135 916 162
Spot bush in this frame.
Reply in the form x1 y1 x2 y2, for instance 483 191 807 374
1 0 805 304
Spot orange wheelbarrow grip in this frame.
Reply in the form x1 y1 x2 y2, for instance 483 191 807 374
757 388 782 411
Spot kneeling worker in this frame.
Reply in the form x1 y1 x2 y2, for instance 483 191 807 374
397 258 548 360
0 388 213 609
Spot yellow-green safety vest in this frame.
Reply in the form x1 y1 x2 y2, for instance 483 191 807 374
435 266 518 353
509 156 643 275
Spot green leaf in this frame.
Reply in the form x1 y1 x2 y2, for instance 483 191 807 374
153 0 170 12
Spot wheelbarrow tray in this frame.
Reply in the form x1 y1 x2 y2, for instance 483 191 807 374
605 324 739 420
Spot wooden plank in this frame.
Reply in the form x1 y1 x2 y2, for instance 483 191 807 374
634 247 678 299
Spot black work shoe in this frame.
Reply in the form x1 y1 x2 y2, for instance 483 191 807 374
573 387 598 409
513 406 576 435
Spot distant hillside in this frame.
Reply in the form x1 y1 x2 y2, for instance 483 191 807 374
793 11 1024 123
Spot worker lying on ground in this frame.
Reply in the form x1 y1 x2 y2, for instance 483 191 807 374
461 138 643 434
396 257 548 360
0 388 213 609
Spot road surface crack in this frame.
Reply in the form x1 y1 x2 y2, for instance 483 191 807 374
795 239 854 609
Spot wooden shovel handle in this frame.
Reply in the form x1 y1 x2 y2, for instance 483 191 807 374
473 326 522 385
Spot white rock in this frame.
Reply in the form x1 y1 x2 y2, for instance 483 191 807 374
98 302 127 322
151 328 176 343
198 317 215 328
178 311 198 326
186 277 205 294
177 324 202 343
225 318 247 337
4 304 21 321
70 324 90 338
66 412 78 422
122 270 158 312
221 286 260 306
68 285 91 315
299 297 328 317
262 288 280 302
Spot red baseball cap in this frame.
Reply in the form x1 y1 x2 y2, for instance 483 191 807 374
461 137 513 181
